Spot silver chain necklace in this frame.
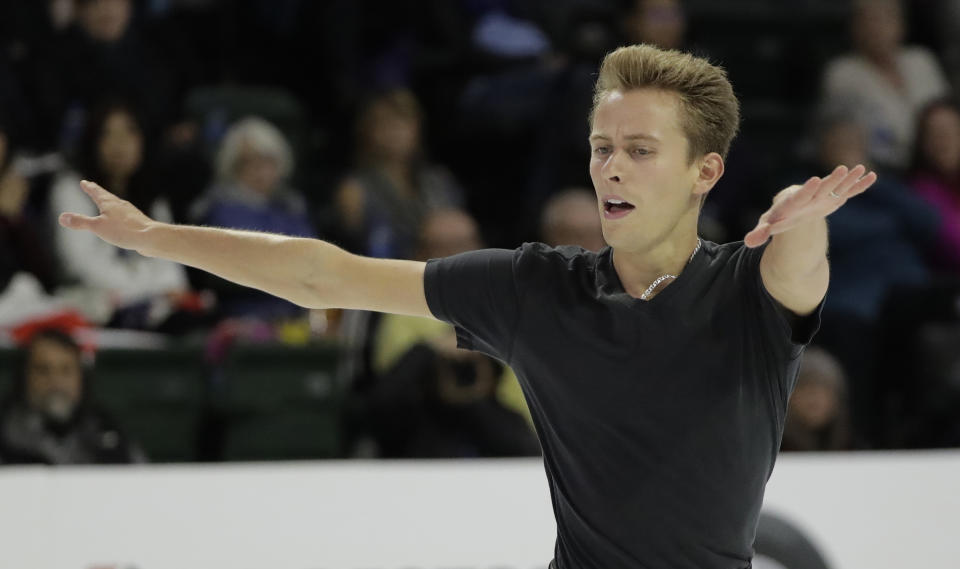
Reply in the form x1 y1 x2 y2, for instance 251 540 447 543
639 238 702 301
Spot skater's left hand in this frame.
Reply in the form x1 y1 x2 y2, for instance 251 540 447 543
744 164 878 248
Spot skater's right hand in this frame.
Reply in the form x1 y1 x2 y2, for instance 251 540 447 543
58 180 156 253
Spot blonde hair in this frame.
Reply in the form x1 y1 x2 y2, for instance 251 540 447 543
215 116 294 182
591 44 740 161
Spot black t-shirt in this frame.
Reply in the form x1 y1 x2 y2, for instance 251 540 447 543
423 239 823 569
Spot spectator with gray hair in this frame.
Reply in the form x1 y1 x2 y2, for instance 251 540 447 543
190 116 315 321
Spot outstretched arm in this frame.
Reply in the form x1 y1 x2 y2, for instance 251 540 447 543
59 180 434 318
743 165 878 316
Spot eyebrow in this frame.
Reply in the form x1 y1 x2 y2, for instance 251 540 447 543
588 133 660 143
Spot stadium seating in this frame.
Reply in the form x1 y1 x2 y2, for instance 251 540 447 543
214 342 344 461
92 347 207 462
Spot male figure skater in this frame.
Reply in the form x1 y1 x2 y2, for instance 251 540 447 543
60 45 876 568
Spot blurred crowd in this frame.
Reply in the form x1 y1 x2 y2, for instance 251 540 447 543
1 0 960 465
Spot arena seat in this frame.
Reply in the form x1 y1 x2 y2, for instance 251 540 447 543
215 343 343 461
92 347 207 463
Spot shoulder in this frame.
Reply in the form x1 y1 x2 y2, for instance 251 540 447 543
696 239 767 290
700 239 749 267
516 242 599 272
426 242 598 290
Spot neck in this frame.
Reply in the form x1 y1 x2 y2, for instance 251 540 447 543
612 230 701 299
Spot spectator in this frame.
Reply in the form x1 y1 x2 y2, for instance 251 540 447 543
190 116 314 321
815 117 938 322
0 122 57 297
819 0 949 171
910 98 960 273
335 89 463 259
781 347 854 452
49 99 190 328
540 188 605 251
809 115 938 446
622 0 686 50
0 329 146 465
28 0 190 152
364 208 538 458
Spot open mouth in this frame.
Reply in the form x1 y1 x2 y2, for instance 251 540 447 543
603 198 636 219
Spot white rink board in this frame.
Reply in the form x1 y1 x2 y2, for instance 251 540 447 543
1 451 958 569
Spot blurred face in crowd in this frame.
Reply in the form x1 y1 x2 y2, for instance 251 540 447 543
852 0 903 61
98 109 143 183
819 120 868 170
788 378 840 431
589 88 715 253
418 209 482 260
787 349 844 431
25 338 84 423
365 104 421 164
919 105 960 178
235 141 282 196
625 0 686 49
78 0 133 43
541 190 606 251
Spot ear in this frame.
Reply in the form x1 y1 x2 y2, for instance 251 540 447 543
693 152 725 196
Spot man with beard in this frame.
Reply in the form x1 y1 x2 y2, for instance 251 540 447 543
0 329 145 464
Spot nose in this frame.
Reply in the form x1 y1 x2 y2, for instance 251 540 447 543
600 149 625 184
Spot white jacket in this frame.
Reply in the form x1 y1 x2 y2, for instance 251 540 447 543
49 173 189 305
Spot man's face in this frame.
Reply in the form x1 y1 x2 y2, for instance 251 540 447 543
25 339 84 423
589 88 703 252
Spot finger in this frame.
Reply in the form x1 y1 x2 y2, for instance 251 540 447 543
844 170 878 198
811 165 853 201
787 176 824 209
744 222 772 248
59 212 101 231
79 180 113 208
819 164 866 200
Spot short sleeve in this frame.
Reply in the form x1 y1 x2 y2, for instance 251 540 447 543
423 247 524 362
737 242 825 359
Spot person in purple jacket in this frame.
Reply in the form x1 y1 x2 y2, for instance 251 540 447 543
910 98 960 274
190 116 316 321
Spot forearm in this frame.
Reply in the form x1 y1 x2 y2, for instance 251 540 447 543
764 218 829 277
59 179 433 318
138 222 341 308
759 218 830 316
